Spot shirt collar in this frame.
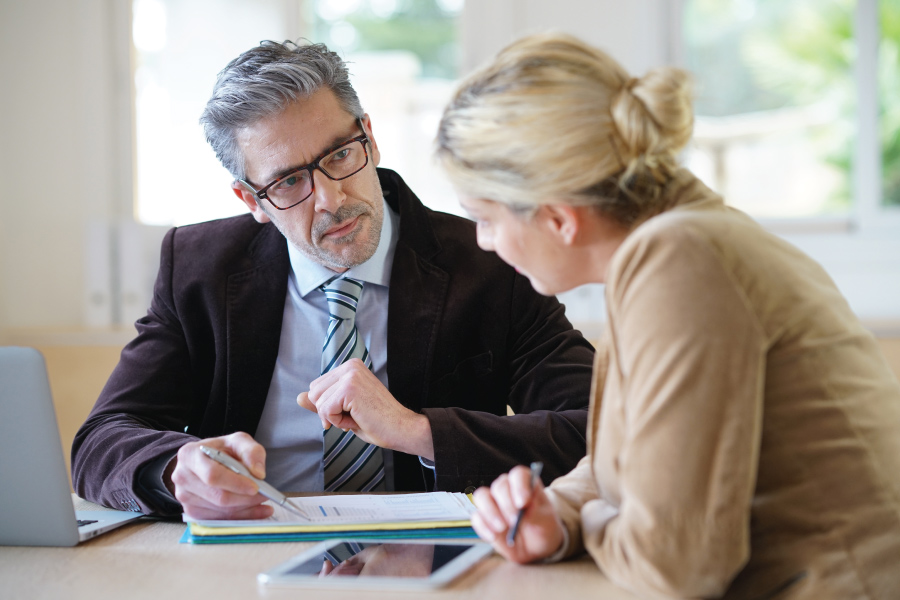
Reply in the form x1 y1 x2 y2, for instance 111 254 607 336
289 199 398 297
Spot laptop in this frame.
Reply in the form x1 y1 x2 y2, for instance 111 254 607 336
0 346 144 546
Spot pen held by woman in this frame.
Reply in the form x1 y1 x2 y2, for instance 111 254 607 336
507 462 543 546
470 463 565 563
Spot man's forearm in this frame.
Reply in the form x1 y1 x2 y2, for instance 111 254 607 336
424 408 588 491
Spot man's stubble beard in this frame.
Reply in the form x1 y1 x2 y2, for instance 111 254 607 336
264 183 385 271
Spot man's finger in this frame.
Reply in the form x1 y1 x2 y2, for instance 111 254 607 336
297 391 317 412
178 444 257 496
308 361 353 395
180 491 274 520
331 413 360 433
222 432 267 479
298 391 332 429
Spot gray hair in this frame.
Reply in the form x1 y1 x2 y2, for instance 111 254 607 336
200 40 364 180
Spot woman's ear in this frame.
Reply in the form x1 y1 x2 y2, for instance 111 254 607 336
539 204 581 246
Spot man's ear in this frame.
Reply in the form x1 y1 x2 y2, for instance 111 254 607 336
231 181 271 224
539 204 581 246
361 113 380 167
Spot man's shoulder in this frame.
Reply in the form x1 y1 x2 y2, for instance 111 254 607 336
170 212 262 240
420 205 476 239
169 214 277 251
163 214 285 274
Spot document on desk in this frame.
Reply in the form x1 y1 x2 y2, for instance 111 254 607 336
186 492 475 527
181 492 479 543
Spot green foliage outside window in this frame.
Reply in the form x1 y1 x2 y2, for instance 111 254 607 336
686 0 900 208
312 0 460 79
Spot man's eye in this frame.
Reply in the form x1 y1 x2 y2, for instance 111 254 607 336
276 175 300 190
332 148 351 160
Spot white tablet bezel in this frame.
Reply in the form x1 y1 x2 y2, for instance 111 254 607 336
257 538 494 590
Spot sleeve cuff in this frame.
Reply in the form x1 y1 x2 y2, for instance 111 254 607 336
135 450 180 513
541 524 571 564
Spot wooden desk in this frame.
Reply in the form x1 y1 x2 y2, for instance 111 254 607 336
0 497 638 600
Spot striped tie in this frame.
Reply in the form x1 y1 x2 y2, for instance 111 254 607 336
319 276 386 492
324 541 364 566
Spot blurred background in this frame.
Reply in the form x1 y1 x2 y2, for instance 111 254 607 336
1 0 899 475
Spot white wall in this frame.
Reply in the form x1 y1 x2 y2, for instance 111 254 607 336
0 0 130 336
463 0 672 76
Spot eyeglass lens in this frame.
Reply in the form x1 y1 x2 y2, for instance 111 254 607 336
267 140 368 209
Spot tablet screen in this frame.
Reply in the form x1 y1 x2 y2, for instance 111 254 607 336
259 539 493 589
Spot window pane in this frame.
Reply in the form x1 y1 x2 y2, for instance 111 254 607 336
133 0 291 226
310 0 463 216
683 0 855 218
881 0 900 207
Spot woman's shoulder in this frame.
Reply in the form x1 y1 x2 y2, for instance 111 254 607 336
606 201 821 305
613 202 768 275
607 199 854 342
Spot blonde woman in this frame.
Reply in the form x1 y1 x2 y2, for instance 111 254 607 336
436 33 900 599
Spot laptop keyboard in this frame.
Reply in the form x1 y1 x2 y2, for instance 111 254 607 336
76 519 98 527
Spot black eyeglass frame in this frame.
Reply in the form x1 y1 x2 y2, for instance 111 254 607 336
238 118 371 211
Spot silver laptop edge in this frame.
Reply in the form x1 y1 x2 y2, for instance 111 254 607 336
0 346 142 546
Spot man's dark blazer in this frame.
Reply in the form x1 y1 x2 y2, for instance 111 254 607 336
72 169 594 516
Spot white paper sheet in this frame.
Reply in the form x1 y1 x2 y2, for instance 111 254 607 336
184 492 475 527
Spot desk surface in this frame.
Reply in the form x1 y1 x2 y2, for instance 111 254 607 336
0 497 638 600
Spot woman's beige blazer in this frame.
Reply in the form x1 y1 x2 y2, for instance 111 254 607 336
546 173 900 600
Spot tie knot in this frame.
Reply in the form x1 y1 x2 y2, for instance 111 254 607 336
321 277 364 320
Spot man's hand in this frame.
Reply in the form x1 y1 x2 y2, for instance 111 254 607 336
297 358 434 460
166 432 274 520
470 465 566 564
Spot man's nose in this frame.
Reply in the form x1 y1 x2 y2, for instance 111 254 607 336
311 168 346 213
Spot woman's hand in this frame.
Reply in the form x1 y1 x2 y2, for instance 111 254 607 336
471 465 566 563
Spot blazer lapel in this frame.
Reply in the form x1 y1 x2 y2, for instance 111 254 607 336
223 223 289 436
388 244 448 412
380 169 449 413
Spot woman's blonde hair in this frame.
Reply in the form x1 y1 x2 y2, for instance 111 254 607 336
436 32 694 225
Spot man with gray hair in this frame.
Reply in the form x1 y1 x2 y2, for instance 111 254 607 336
72 40 593 519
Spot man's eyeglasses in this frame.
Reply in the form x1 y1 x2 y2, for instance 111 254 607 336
239 119 371 211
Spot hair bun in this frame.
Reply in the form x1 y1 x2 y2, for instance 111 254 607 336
611 67 694 180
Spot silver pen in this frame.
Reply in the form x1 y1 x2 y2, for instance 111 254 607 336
198 445 309 520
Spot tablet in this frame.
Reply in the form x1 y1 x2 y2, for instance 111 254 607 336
258 539 494 590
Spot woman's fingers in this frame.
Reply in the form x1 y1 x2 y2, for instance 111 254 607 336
473 485 509 532
472 466 567 564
